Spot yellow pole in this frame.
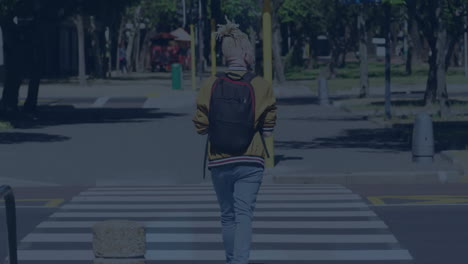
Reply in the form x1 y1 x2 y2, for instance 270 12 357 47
263 0 273 84
263 0 274 168
190 24 196 90
211 19 216 76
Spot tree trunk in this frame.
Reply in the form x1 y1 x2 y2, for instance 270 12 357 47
24 24 43 113
328 46 339 79
90 16 103 78
272 4 285 83
126 6 141 73
424 26 450 116
116 19 125 72
339 49 346 68
133 27 141 72
73 15 87 86
139 29 154 72
126 32 135 72
405 18 415 75
0 21 22 115
358 8 369 98
425 53 437 105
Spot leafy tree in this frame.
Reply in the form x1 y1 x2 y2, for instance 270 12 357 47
0 0 136 117
222 0 261 31
407 0 468 114
279 0 322 68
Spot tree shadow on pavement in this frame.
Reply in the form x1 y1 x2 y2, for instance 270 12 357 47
276 122 468 152
370 99 468 107
274 155 304 166
0 132 70 144
277 97 319 105
9 106 187 129
277 95 359 106
287 116 368 122
276 127 411 151
397 121 468 151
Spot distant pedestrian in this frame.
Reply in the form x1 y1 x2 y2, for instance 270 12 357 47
119 43 127 74
193 17 277 264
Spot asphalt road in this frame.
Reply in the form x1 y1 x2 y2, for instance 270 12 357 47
350 184 468 264
1 184 468 263
0 187 84 263
1 92 466 263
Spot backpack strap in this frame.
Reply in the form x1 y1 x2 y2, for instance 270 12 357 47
260 132 271 159
203 135 209 180
216 71 256 83
241 72 257 83
215 72 226 78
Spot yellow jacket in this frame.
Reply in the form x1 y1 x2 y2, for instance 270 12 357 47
193 70 277 168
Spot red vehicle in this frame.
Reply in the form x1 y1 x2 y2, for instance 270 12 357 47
150 31 190 72
150 33 178 72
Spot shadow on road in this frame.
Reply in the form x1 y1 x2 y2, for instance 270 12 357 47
276 122 468 152
0 132 70 144
8 106 187 129
287 116 368 122
274 155 304 166
276 127 410 152
396 122 468 151
370 99 468 107
277 97 319 106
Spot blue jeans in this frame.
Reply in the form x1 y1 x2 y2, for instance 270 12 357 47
211 164 264 264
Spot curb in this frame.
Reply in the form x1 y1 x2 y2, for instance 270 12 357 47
0 177 61 187
272 170 464 185
331 101 394 128
440 151 468 183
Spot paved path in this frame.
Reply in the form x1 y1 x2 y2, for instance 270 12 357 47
270 86 455 181
13 184 412 264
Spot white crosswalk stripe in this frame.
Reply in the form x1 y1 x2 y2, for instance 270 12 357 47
16 184 414 263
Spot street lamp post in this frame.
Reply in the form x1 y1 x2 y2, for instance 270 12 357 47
198 0 204 81
263 0 275 169
384 1 392 119
465 15 468 77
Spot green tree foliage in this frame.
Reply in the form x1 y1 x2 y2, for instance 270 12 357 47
406 0 468 110
221 0 261 31
0 0 18 18
278 0 358 74
278 0 322 39
137 0 179 32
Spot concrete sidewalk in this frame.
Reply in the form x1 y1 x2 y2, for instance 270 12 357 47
12 74 196 98
267 84 461 184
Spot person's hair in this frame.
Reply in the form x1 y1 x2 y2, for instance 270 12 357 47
216 17 254 67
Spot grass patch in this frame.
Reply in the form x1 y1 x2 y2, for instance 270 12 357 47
287 62 468 91
0 121 13 130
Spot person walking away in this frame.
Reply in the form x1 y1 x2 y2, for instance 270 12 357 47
192 18 277 264
118 43 127 74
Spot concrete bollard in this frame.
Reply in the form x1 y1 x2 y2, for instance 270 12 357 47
318 77 330 106
412 112 434 163
93 220 146 264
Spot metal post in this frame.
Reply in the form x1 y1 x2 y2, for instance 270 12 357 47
384 2 392 119
318 77 330 105
263 0 274 169
412 113 434 163
182 0 186 28
190 24 196 90
464 18 467 77
263 0 273 84
211 19 216 76
197 0 204 81
1 185 18 264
